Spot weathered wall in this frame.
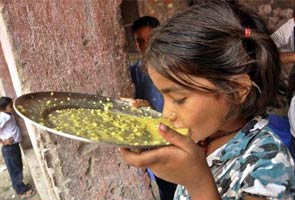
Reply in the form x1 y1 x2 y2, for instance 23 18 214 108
0 0 154 199
2 0 133 97
0 45 15 97
137 0 295 32
138 0 188 23
240 0 295 31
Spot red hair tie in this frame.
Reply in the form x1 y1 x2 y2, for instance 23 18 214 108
244 28 251 38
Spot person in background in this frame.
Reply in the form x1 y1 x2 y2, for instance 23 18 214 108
270 8 295 159
129 16 164 111
120 1 295 199
127 16 177 200
0 97 36 198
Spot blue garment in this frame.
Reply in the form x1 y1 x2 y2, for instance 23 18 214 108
268 114 295 159
130 61 163 112
1 143 27 194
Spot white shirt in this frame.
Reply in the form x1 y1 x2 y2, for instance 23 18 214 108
0 112 22 143
271 18 294 52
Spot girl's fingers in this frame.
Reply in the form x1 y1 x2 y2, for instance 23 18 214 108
119 147 161 168
120 124 196 168
158 123 195 153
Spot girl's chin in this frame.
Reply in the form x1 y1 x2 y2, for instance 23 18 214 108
188 129 205 142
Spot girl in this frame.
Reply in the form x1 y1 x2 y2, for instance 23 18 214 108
120 1 295 200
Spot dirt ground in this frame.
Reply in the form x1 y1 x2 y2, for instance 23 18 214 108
0 155 40 200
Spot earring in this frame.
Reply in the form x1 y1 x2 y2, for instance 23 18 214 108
169 112 176 120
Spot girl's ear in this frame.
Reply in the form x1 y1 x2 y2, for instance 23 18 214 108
230 74 252 104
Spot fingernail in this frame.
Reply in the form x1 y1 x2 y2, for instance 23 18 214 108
118 148 121 152
159 123 168 132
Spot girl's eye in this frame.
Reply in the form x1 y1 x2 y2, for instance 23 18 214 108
173 97 187 104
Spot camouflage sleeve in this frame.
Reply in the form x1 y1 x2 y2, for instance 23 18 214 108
240 131 295 199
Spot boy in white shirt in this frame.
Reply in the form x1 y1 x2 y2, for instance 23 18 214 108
0 97 35 198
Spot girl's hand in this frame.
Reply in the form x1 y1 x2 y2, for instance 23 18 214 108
119 124 220 199
120 97 150 108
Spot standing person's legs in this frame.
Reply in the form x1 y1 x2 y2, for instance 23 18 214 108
1 143 27 194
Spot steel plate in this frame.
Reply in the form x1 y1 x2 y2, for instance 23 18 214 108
13 91 179 148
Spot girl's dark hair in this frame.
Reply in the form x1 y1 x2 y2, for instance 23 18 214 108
144 0 282 121
0 97 13 111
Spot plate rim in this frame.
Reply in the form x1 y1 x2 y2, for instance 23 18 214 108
13 91 169 148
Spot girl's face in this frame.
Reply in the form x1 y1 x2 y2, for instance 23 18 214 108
148 66 234 142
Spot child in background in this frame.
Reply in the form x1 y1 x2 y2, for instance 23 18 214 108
120 1 295 199
0 97 36 198
129 16 164 111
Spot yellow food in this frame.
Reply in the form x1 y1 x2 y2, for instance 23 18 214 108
47 108 188 146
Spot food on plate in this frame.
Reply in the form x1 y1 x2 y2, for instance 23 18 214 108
47 107 188 146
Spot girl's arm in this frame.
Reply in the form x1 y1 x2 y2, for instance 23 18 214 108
244 195 266 200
